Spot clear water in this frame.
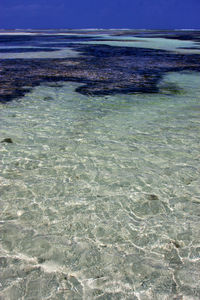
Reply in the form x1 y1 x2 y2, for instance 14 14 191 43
0 72 200 299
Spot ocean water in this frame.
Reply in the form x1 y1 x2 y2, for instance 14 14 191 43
0 71 200 299
1 30 200 60
0 30 200 299
82 35 200 54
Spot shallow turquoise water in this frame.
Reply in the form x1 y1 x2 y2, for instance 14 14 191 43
0 72 200 299
83 35 200 54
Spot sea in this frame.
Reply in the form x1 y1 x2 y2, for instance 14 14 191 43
0 30 200 300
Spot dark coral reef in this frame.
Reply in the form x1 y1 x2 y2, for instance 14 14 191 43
0 31 200 102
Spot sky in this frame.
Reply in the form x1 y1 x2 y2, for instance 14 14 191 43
1 0 200 29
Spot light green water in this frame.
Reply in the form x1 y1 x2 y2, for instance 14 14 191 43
83 35 200 54
0 47 78 59
0 72 200 299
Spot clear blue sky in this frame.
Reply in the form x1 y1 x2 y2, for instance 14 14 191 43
1 0 200 29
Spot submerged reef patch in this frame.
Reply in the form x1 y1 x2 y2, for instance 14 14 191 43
0 31 200 102
0 48 61 53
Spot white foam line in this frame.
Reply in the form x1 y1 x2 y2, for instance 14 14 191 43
0 32 39 35
0 32 100 37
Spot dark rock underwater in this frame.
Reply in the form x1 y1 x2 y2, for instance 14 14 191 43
0 30 200 103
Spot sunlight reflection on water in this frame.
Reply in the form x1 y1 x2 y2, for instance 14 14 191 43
0 71 200 299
